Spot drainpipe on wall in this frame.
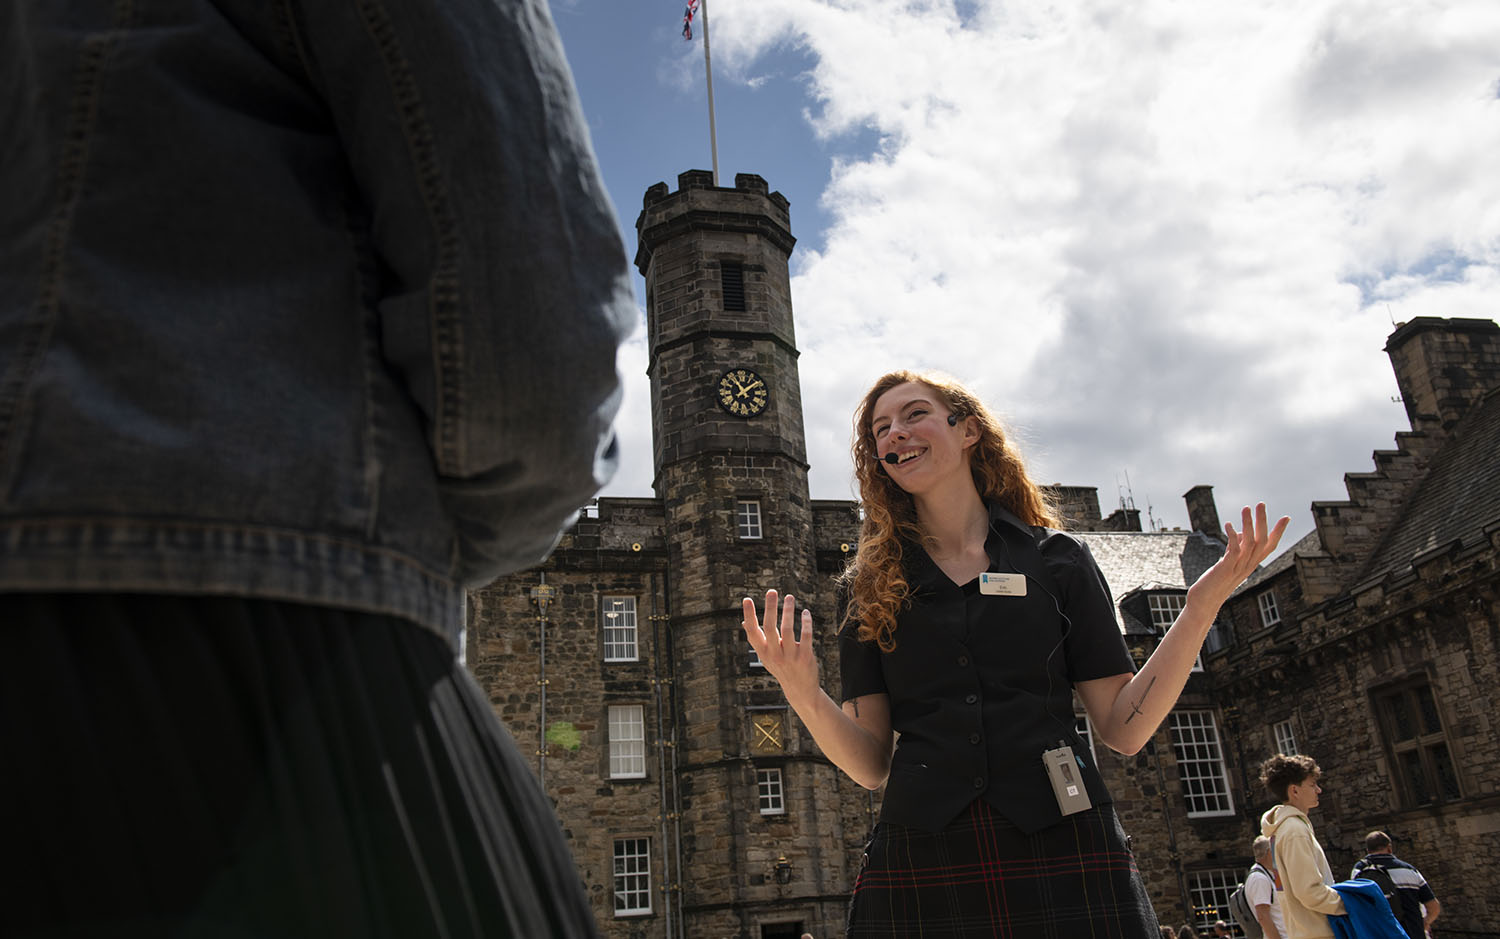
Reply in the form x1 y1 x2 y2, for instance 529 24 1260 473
530 574 554 787
660 567 686 938
650 573 675 939
1148 736 1190 924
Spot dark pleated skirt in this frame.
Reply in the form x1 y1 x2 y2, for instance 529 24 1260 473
847 798 1161 938
0 593 597 939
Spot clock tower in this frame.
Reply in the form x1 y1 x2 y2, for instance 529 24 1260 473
635 170 854 936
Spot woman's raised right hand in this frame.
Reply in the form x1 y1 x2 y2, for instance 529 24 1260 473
741 590 820 703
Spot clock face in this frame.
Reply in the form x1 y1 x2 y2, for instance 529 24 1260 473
717 368 769 417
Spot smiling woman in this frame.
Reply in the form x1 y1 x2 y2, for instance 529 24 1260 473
742 368 1289 938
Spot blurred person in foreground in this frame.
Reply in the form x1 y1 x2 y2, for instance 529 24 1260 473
0 0 633 936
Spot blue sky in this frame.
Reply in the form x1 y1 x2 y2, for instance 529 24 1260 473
549 0 1500 538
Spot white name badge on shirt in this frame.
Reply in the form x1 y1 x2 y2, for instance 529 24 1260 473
978 572 1027 597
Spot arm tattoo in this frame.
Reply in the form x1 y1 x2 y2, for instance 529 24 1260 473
1124 676 1156 724
851 700 860 718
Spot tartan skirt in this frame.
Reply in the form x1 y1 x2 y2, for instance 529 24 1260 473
0 593 597 939
847 798 1162 938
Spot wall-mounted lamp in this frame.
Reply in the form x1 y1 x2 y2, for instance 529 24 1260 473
773 855 793 885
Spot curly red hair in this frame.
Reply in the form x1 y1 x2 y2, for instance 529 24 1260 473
840 371 1060 651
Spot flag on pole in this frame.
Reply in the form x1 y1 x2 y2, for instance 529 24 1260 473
682 0 699 40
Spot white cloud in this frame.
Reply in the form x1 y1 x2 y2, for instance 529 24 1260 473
611 0 1500 532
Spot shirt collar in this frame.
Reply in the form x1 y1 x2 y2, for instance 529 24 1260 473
905 502 1035 590
988 501 1034 539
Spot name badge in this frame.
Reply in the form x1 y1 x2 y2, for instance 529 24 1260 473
978 572 1026 597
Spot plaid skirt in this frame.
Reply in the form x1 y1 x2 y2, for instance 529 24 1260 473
848 798 1161 938
0 593 597 939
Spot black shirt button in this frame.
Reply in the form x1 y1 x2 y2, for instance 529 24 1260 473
969 733 981 745
972 776 985 789
965 693 978 704
957 655 969 666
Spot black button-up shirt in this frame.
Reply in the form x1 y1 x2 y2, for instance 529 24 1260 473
839 503 1134 834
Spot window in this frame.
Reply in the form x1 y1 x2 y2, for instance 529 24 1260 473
1150 592 1203 671
608 705 647 779
603 596 638 662
736 500 763 539
1258 590 1281 628
757 768 785 815
613 838 652 915
1169 710 1235 817
720 262 746 311
1187 869 1240 935
1376 680 1461 807
1148 592 1186 629
1273 719 1299 755
1203 619 1229 656
1075 713 1096 763
749 644 763 668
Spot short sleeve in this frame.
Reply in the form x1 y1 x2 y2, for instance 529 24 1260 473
836 587 887 703
1050 535 1136 682
1415 875 1436 903
1245 870 1273 907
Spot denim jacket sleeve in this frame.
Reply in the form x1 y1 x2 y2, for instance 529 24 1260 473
280 0 636 583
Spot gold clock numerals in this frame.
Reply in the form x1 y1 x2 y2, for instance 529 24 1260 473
717 367 768 418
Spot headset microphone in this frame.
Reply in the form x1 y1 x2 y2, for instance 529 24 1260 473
882 414 961 464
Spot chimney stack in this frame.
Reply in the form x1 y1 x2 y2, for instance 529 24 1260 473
1183 485 1221 537
1385 317 1500 434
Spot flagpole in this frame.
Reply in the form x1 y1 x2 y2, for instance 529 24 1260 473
701 0 720 185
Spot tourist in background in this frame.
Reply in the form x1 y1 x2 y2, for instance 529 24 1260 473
1351 831 1441 939
1260 755 1346 939
1247 834 1287 939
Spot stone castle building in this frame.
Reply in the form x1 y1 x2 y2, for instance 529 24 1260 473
468 170 1500 937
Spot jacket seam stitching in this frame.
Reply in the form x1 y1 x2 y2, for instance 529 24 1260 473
0 0 135 506
352 0 465 475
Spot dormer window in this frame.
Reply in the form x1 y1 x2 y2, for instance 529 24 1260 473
1148 592 1186 629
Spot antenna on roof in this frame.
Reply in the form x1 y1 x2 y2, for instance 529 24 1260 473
1145 495 1162 533
1117 470 1137 512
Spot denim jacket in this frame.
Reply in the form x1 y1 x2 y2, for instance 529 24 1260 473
0 0 636 647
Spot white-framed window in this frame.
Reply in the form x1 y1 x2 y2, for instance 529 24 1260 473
1187 869 1240 935
736 499 763 539
603 596 638 662
749 644 763 668
1169 710 1235 817
1258 590 1281 628
1148 592 1186 629
1075 713 1096 763
757 767 785 815
612 838 652 916
1150 592 1203 670
608 705 647 779
1273 719 1299 755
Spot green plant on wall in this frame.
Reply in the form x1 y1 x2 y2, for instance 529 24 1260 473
546 721 582 751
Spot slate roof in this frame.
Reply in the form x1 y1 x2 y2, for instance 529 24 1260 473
1358 386 1500 581
1072 530 1226 635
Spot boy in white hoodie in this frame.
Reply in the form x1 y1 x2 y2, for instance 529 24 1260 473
1259 754 1346 939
